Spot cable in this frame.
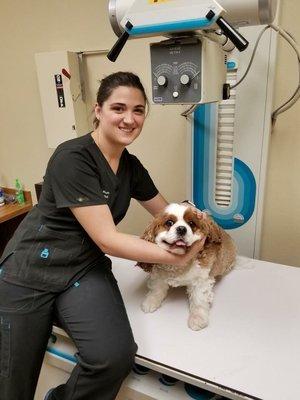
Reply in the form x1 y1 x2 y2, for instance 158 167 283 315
271 66 300 126
181 104 197 118
230 25 270 89
181 25 277 118
230 23 300 127
269 24 300 127
180 26 270 118
181 24 300 122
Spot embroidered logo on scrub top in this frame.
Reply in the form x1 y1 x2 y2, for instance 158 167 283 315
40 248 50 259
102 190 110 199
77 196 90 203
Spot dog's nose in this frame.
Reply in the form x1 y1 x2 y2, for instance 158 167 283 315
176 226 187 236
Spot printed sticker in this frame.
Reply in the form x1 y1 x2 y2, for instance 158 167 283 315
54 74 66 108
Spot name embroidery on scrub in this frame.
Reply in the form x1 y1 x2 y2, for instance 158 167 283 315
102 190 110 199
40 248 50 259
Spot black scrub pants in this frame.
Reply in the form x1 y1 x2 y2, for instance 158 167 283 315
0 262 137 400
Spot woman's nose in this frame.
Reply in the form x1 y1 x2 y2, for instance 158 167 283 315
123 112 134 124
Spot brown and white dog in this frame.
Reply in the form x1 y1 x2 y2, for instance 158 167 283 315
137 203 236 330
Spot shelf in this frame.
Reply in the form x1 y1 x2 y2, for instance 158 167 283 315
0 187 32 224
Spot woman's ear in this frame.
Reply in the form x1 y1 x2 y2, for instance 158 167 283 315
94 103 101 121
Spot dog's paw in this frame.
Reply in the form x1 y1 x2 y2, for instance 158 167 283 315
141 297 162 313
188 313 209 331
166 278 181 287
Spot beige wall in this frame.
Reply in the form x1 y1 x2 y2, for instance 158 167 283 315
260 0 300 267
0 1 299 265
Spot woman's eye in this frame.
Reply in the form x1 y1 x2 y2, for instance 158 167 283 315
165 220 174 227
134 109 145 115
112 107 124 112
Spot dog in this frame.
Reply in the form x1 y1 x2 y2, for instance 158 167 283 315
137 203 236 330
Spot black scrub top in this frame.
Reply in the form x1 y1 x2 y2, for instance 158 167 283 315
0 133 158 292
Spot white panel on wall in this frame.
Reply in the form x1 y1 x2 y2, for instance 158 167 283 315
35 51 89 149
190 26 278 258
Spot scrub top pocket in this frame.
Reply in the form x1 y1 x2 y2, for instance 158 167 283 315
20 240 74 285
18 226 75 286
2 225 77 289
0 221 101 291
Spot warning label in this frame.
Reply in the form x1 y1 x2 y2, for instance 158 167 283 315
54 74 66 108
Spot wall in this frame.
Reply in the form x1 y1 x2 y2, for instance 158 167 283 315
260 0 300 267
0 0 299 265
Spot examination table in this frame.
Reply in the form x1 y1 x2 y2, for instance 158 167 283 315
35 256 300 400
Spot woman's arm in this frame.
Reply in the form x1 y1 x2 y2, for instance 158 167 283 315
138 193 168 216
71 204 204 267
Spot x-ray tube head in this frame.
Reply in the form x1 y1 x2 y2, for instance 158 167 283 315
219 0 278 27
109 0 134 37
107 0 249 58
108 0 278 37
107 0 278 104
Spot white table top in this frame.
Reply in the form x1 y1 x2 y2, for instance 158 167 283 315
111 256 300 400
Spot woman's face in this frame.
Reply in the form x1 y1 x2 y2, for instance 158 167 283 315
95 86 146 148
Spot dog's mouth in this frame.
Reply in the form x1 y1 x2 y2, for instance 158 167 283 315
162 239 188 250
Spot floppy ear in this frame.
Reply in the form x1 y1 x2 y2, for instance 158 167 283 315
206 217 222 244
136 261 155 273
140 220 157 243
136 219 158 273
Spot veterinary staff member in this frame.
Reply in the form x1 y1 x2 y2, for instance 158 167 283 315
0 72 205 400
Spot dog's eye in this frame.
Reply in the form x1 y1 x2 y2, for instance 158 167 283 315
188 221 196 228
165 220 174 227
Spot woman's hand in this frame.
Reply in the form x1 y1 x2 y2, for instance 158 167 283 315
191 207 208 221
181 200 208 221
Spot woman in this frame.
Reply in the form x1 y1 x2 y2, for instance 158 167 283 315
0 72 205 400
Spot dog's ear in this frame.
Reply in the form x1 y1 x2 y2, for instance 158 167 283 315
140 219 157 243
135 261 155 273
206 217 222 244
136 218 159 272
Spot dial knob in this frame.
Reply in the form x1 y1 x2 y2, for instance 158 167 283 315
180 74 190 85
172 91 179 98
157 75 168 87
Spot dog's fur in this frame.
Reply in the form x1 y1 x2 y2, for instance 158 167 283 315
137 203 236 330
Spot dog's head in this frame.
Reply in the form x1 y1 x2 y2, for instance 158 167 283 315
137 203 222 272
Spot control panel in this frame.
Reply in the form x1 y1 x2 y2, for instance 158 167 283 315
150 38 202 104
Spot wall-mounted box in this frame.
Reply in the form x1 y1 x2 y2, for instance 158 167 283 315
35 51 89 149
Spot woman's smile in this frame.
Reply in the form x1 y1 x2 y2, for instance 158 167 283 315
118 126 135 133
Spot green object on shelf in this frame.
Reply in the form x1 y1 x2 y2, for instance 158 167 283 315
15 178 25 204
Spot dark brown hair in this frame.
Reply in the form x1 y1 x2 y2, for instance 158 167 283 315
93 71 149 128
